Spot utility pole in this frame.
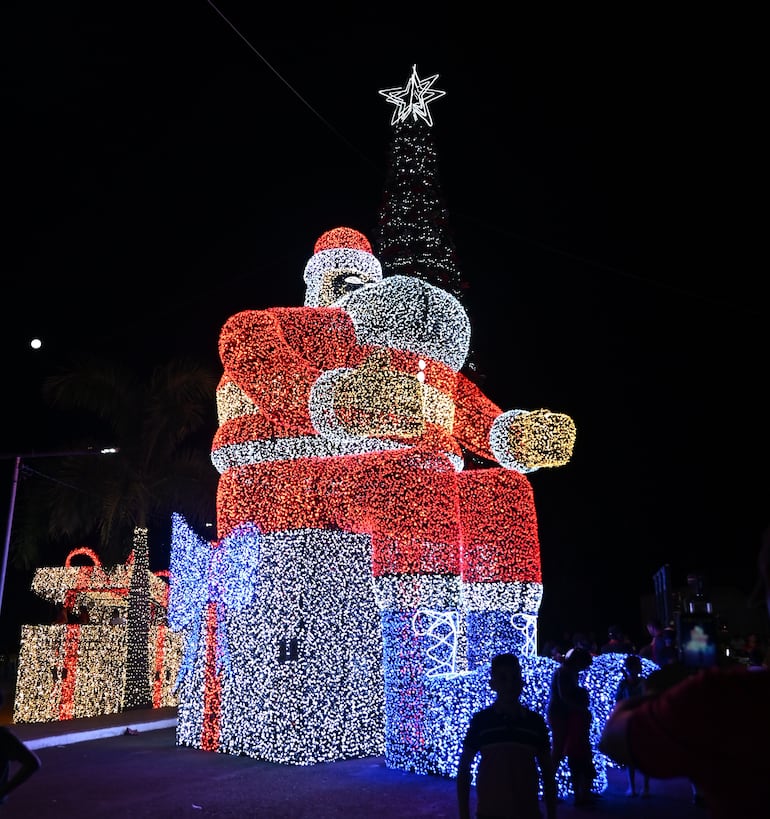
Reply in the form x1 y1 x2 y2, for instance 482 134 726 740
0 448 118 616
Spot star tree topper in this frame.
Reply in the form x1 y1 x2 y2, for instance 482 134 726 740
379 65 446 126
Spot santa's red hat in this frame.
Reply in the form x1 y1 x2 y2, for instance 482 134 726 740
303 227 383 306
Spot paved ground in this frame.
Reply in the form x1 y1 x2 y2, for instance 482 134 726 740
0 707 707 818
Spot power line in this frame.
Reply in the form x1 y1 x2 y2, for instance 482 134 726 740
206 1 375 168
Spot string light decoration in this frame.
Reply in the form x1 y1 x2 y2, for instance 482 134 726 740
303 226 383 307
375 67 468 322
379 64 446 126
170 223 584 797
394 652 658 797
13 543 183 723
123 527 152 710
171 517 385 761
376 65 485 466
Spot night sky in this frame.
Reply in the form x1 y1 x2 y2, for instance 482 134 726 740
2 4 766 649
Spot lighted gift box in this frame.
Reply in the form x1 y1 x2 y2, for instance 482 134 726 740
13 545 183 723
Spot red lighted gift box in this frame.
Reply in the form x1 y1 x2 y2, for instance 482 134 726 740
13 546 183 723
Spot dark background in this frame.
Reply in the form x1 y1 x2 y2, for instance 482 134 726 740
2 3 766 650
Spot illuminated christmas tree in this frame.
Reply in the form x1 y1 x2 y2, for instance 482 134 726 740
123 527 152 709
376 66 461 288
377 65 487 463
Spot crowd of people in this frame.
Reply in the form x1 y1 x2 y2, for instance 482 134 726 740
542 617 768 671
458 527 770 818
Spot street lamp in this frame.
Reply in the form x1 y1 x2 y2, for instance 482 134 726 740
0 447 119 617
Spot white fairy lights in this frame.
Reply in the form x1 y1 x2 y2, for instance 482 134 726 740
171 223 584 801
379 65 446 126
13 543 183 723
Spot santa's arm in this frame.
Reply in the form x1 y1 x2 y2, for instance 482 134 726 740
218 306 359 431
452 373 504 460
454 373 576 472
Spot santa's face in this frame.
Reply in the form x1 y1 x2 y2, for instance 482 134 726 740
317 267 373 306
303 243 383 308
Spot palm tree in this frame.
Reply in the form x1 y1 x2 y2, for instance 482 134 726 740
12 356 219 563
11 354 220 708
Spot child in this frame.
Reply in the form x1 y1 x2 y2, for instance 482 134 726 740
457 653 557 819
614 654 650 797
547 646 596 806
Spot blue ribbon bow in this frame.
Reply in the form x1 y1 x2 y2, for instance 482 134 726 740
168 513 261 691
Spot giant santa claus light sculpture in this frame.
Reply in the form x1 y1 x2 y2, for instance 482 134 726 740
169 223 578 774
